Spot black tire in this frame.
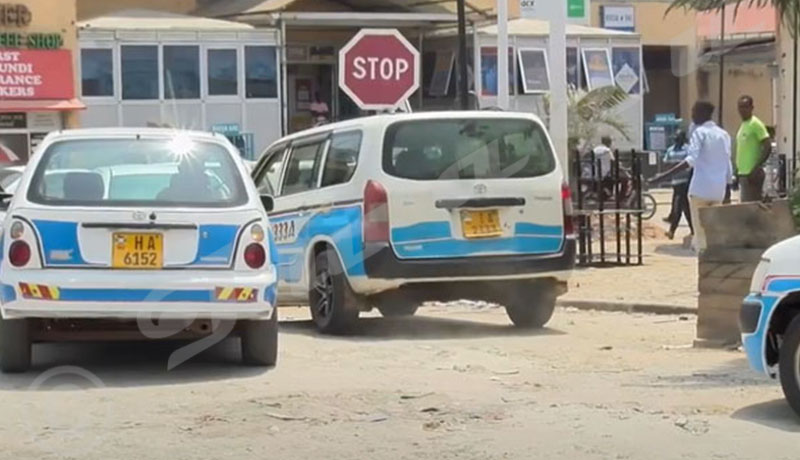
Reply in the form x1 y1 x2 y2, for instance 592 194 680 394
376 296 419 318
241 308 279 367
779 315 800 417
309 248 360 334
0 317 31 373
502 283 557 329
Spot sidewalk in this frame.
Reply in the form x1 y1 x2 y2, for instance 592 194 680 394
560 189 698 312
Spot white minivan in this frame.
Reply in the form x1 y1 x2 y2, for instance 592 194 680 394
253 112 574 333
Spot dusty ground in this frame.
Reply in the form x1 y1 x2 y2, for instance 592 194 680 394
563 189 698 308
0 305 798 460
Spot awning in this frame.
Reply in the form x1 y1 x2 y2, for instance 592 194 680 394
0 99 86 112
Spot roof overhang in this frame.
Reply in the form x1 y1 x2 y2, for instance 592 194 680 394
0 99 85 112
249 11 461 28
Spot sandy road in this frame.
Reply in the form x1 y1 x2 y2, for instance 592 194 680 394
0 305 797 460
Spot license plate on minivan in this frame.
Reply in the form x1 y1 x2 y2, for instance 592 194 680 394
112 233 163 269
461 210 502 239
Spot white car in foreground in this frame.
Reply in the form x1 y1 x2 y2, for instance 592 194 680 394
0 128 278 372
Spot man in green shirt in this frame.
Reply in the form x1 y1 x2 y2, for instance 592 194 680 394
735 95 771 202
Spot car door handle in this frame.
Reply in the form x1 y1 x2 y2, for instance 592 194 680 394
435 197 526 209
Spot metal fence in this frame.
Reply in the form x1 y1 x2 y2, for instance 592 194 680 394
573 150 646 267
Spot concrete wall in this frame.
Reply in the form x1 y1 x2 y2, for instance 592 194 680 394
697 4 776 38
701 63 777 134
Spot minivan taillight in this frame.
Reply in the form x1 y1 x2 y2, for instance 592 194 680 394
363 180 389 243
561 183 575 237
244 243 266 269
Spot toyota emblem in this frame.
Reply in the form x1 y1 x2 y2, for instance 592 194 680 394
474 184 488 195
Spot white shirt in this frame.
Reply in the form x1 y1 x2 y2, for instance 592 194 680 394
592 145 614 178
685 121 732 201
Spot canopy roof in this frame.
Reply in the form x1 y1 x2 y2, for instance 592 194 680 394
78 8 254 31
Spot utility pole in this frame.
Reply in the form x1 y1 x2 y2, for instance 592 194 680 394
456 0 470 109
718 4 725 126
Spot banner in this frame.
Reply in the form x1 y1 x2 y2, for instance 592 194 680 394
0 49 74 100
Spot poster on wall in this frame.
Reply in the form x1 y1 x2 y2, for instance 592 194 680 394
567 47 580 89
429 51 455 97
295 78 312 110
480 47 515 96
612 48 641 95
0 134 26 164
517 49 550 94
582 49 614 90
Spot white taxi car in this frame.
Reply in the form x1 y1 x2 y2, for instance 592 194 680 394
254 112 574 334
0 128 278 372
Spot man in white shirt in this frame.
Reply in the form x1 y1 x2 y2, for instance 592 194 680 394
592 135 615 179
650 101 731 251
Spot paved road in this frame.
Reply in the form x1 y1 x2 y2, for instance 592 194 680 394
0 305 797 459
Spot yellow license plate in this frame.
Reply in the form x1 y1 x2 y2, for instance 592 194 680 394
461 210 502 239
112 233 163 269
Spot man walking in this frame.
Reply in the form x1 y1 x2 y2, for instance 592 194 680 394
650 102 731 251
735 95 771 202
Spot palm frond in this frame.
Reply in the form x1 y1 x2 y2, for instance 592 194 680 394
668 0 798 36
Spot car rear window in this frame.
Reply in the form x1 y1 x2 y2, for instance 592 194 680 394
28 136 247 207
383 118 556 180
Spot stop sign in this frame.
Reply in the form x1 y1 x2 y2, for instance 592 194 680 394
338 29 420 110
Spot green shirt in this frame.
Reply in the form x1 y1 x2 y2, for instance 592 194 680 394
736 116 770 175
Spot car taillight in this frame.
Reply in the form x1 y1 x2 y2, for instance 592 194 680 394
363 180 389 243
561 183 575 237
244 243 266 269
9 240 30 267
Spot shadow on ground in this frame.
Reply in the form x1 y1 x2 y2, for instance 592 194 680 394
732 399 800 432
280 313 564 342
0 337 268 391
629 357 775 389
654 243 695 258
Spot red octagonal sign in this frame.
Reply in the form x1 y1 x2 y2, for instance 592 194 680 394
339 29 420 110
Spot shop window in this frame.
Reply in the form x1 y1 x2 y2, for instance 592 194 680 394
121 45 159 100
163 45 200 100
208 49 238 96
81 48 113 97
245 46 278 99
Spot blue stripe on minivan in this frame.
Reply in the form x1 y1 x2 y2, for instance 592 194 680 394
391 222 452 243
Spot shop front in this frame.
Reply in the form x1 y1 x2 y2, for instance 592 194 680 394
0 0 83 164
77 9 281 157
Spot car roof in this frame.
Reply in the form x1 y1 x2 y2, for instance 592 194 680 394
271 111 547 146
42 127 227 143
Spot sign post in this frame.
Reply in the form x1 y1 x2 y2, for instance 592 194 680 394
338 29 420 111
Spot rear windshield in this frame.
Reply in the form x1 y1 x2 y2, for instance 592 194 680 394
28 137 247 207
383 118 556 180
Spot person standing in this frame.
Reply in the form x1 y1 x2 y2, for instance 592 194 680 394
662 130 693 240
735 95 771 202
649 102 731 251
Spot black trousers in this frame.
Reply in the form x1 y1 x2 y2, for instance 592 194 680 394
669 181 693 235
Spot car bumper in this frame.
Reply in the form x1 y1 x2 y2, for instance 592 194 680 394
363 238 576 280
0 266 278 321
741 293 775 376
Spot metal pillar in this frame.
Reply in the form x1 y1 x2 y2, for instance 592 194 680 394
497 0 509 110
718 5 725 127
456 0 469 110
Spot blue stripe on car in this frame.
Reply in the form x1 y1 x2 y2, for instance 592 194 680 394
514 222 564 236
33 220 90 265
193 224 239 265
57 288 215 303
271 205 365 283
742 293 779 375
392 222 451 243
1 284 15 303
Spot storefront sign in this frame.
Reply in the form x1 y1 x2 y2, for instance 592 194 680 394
0 4 31 27
0 4 62 49
339 29 420 110
27 112 60 131
0 49 74 99
601 5 635 32
519 0 588 22
0 112 24 129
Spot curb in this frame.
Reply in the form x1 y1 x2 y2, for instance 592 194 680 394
556 299 697 316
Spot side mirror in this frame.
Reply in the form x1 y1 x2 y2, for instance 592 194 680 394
0 193 12 211
260 194 274 213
